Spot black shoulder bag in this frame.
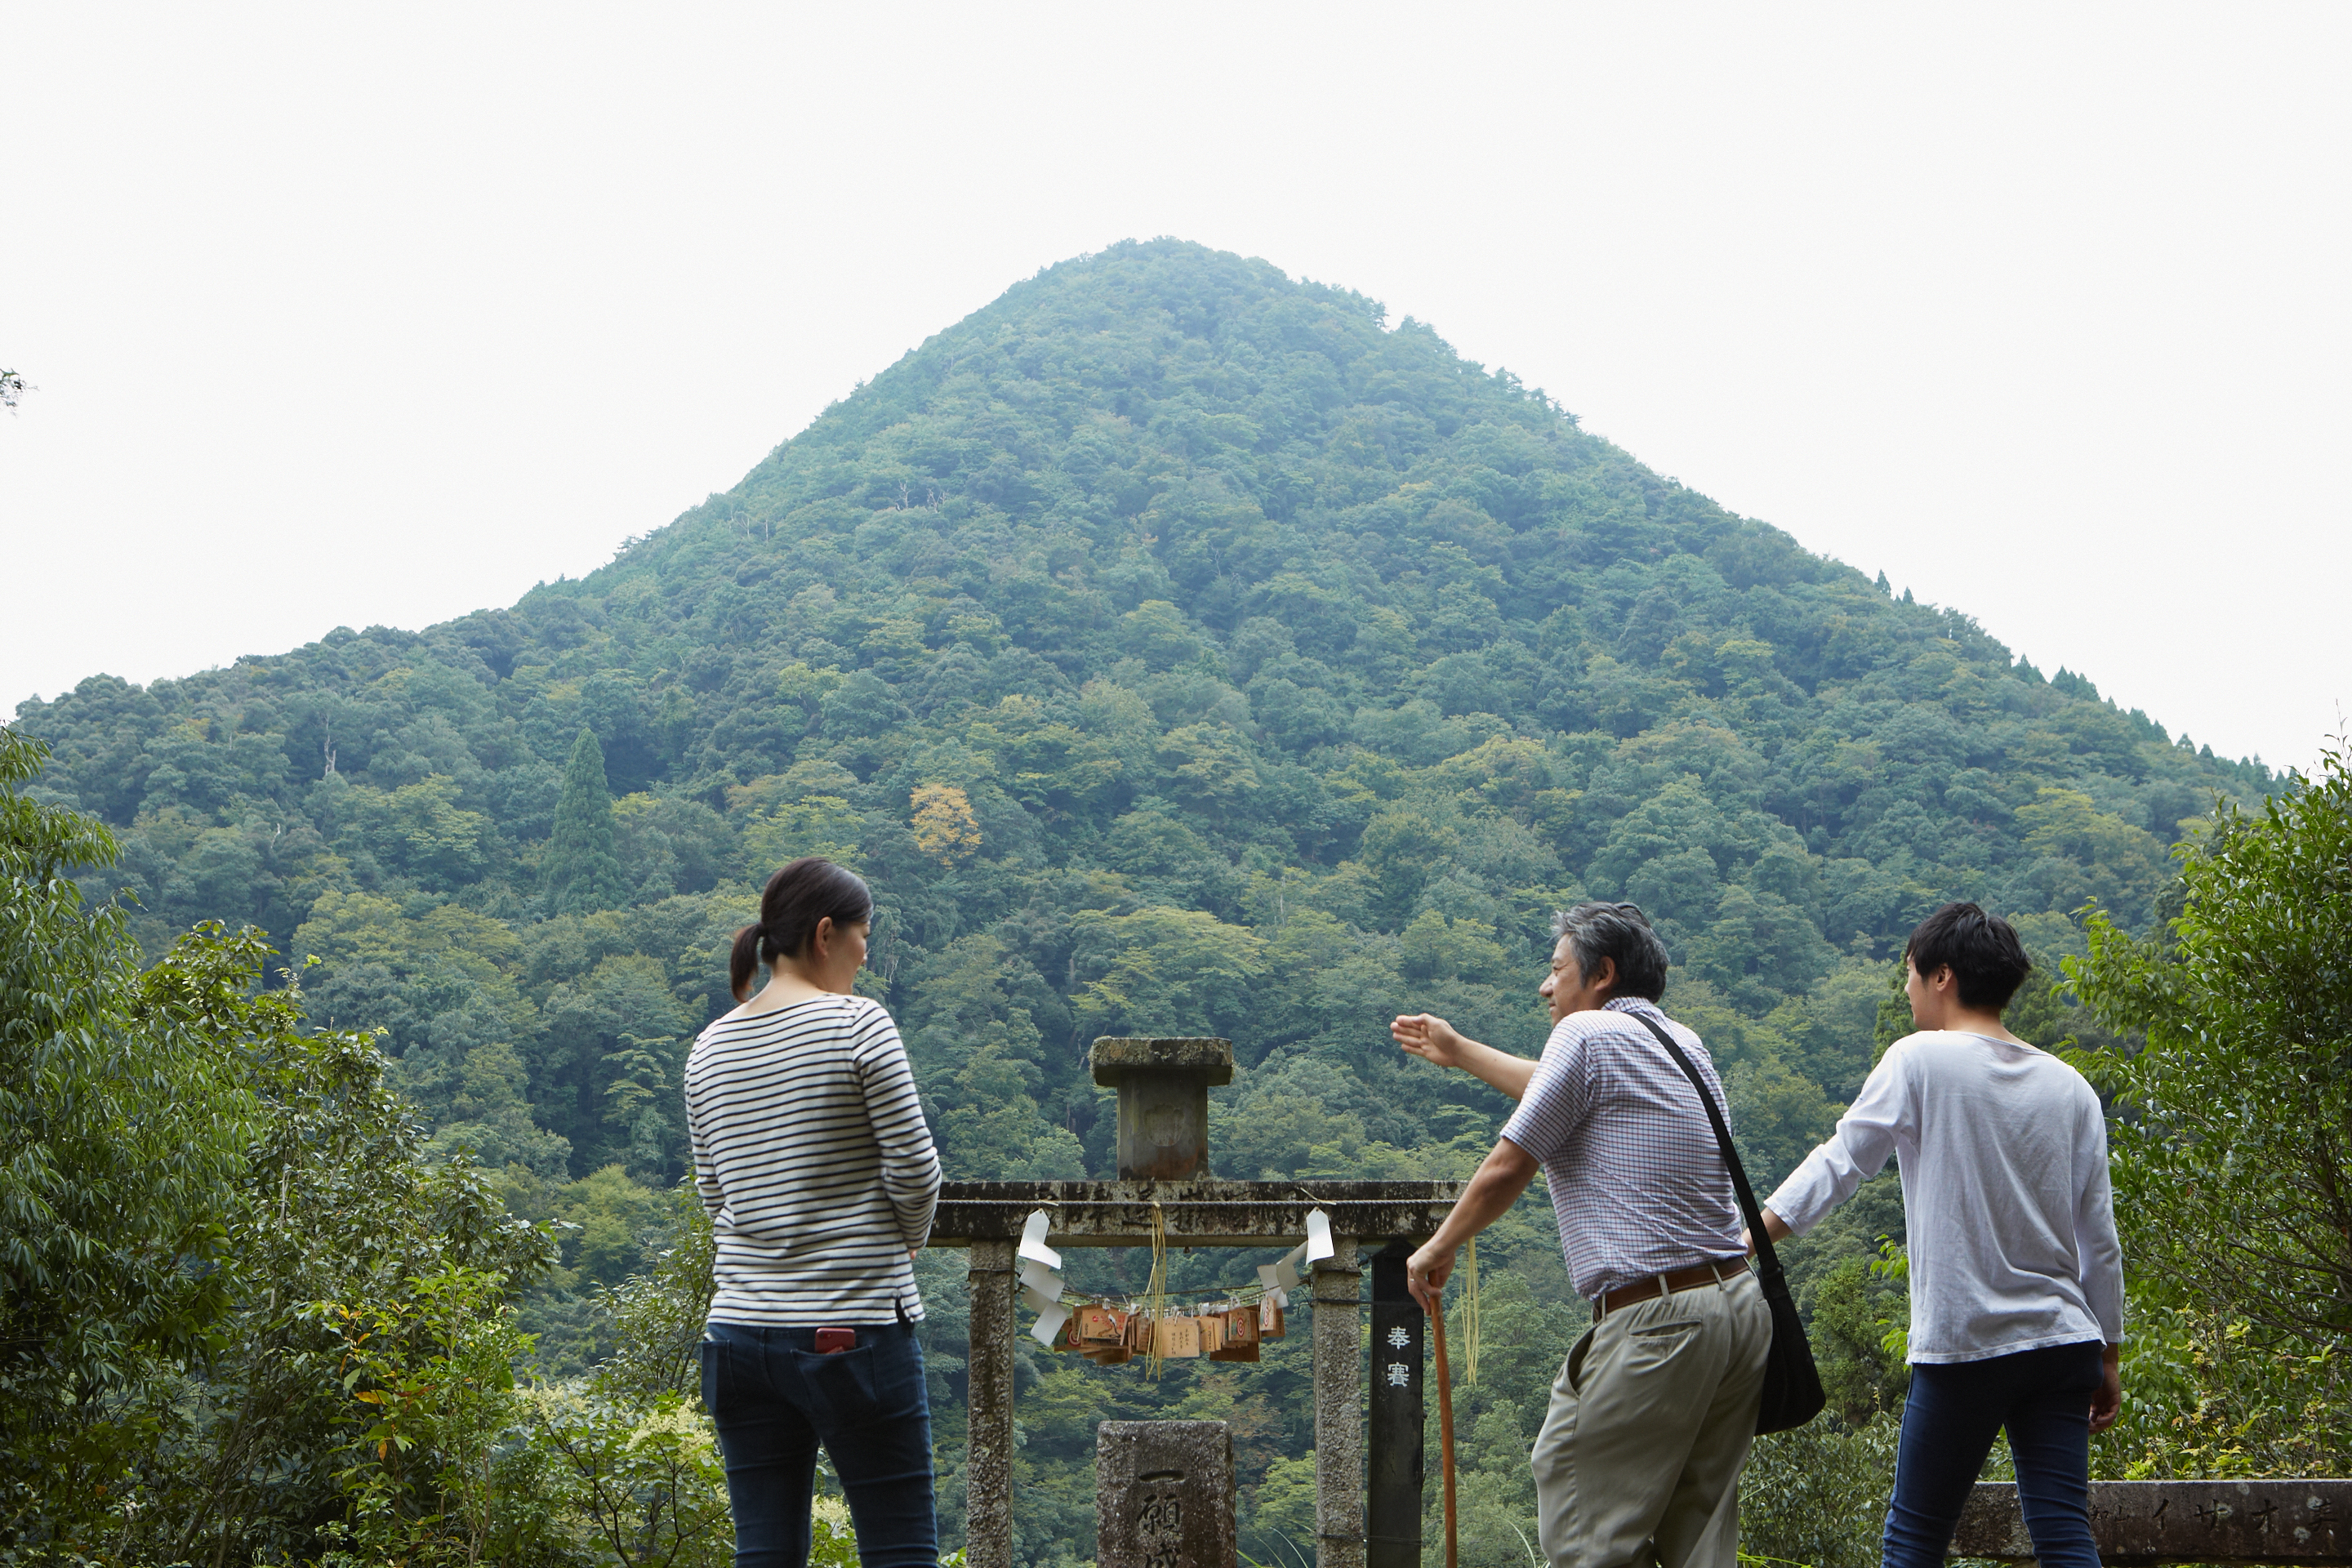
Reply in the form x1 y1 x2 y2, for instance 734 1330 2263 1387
1630 1013 1825 1435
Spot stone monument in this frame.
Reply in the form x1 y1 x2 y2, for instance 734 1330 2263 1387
1097 1419 1237 1568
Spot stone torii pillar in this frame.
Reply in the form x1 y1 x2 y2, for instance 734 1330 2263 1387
1091 1036 1230 1180
1313 1232 1365 1568
962 1235 1017 1568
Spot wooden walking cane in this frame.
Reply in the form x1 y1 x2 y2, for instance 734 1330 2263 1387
1431 1285 1458 1568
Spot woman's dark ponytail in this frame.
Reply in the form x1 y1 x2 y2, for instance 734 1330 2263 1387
730 857 875 1001
728 921 768 1004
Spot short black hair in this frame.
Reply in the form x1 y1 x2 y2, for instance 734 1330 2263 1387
1551 902 1671 1002
1904 902 2032 1011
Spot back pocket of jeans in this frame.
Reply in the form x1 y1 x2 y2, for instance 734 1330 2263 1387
792 1346 880 1430
700 1337 726 1415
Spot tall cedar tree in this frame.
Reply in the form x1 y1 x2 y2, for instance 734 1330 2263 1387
546 728 626 914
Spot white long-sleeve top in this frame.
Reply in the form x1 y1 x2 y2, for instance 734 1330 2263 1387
685 993 941 1326
1764 1029 2123 1365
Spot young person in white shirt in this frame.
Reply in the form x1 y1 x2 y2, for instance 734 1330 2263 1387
1755 902 2123 1568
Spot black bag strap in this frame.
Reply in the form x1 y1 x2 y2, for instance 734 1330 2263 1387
1626 1010 1793 1290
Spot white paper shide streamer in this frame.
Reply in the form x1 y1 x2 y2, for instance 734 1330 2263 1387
1304 1206 1334 1263
1018 1209 1067 1347
1254 1208 1332 1307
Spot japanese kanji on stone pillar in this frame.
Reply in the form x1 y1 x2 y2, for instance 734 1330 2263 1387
1368 1241 1426 1568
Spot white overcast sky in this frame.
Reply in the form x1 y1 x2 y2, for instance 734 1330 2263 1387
3 4 2345 776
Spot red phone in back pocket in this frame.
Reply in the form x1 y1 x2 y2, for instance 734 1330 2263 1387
814 1328 857 1354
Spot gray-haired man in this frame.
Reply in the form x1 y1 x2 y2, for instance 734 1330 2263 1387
1394 902 1769 1568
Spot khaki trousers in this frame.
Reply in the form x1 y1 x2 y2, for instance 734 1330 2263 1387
1530 1267 1772 1568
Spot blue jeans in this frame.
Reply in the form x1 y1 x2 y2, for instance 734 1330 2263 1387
701 1321 938 1568
1882 1340 2105 1568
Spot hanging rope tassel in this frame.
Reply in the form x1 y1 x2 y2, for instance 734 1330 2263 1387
1462 1234 1480 1387
1432 1282 1459 1568
1144 1200 1169 1382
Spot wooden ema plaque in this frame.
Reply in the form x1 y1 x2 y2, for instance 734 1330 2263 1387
1152 1316 1202 1359
1076 1304 1134 1364
1065 1303 1271 1364
1075 1305 1129 1345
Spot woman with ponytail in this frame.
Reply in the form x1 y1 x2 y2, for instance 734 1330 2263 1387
685 858 942 1567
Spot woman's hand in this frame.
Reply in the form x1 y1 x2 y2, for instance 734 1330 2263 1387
1393 1013 1469 1069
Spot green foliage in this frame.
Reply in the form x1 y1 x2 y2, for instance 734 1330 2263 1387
526 1389 733 1568
0 729 256 1546
2068 741 2352 1340
1071 905 1267 1038
1806 1247 1911 1423
527 1185 732 1567
1738 1414 1903 1568
308 1265 544 1566
562 1165 670 1287
0 729 566 1561
2100 1303 2350 1481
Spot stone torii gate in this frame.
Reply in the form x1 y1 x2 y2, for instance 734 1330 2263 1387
926 1037 1466 1568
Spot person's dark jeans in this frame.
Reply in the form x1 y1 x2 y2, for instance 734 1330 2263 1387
1882 1339 2106 1568
701 1321 938 1568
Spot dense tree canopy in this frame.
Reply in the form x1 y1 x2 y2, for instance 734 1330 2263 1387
10 238 2284 1562
2071 742 2352 1339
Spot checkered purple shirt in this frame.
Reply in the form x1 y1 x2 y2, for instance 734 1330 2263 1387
1499 997 1747 1300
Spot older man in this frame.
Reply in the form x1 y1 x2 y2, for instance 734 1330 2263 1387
1396 901 1769 1568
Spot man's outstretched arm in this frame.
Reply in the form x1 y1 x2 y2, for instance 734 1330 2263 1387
1393 1013 1539 1101
1405 1137 1540 1316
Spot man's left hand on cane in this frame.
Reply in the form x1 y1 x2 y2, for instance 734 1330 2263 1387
1406 1241 1456 1316
1409 1136 1540 1316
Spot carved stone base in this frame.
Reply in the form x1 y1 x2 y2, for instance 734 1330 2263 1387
1097 1420 1236 1568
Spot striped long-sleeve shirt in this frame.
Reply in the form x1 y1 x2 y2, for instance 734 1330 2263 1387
684 992 941 1325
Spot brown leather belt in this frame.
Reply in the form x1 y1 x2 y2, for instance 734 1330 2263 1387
1593 1258 1747 1320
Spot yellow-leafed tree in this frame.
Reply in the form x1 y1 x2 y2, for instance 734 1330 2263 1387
910 783 980 866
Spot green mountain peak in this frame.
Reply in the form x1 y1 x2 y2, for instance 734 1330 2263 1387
19 236 2261 1193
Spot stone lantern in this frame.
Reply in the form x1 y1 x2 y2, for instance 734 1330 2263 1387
1089 1036 1233 1181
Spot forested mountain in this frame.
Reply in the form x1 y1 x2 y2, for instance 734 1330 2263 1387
11 238 2271 1562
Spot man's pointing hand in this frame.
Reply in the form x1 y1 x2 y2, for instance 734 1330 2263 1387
1392 1013 1468 1069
